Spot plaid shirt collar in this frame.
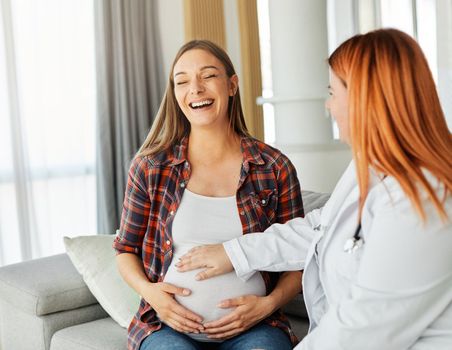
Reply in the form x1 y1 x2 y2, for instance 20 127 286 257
170 135 265 167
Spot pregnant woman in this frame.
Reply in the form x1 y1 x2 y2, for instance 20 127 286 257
113 40 304 350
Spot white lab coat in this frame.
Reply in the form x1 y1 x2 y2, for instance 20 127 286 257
224 161 452 349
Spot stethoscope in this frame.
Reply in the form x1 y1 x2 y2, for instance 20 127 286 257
343 222 364 254
342 174 387 254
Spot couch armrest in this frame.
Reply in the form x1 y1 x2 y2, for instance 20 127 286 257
0 253 97 316
0 299 109 350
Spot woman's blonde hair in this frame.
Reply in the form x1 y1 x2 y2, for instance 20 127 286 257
138 40 249 157
329 28 452 221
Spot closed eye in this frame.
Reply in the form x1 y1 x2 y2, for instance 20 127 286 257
203 74 217 79
176 81 188 85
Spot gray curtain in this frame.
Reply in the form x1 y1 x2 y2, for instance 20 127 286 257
94 0 165 234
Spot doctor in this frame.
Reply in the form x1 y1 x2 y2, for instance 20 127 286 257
176 29 452 349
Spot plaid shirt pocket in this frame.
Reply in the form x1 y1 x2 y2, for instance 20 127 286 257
249 188 278 231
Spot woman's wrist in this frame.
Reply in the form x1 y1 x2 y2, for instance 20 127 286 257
136 278 154 299
263 294 280 316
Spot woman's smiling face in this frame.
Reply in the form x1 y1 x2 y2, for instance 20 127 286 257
173 49 238 130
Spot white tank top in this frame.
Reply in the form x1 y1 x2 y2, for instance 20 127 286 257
163 189 266 341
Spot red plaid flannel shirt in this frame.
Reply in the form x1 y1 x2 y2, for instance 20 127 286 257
113 136 304 350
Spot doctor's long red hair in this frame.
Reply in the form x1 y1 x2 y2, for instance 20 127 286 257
329 28 452 221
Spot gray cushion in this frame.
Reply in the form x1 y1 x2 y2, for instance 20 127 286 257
302 190 330 214
0 254 97 316
287 314 310 341
50 317 127 350
283 293 308 318
0 300 108 350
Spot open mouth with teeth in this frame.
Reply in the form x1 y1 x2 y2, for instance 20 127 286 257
189 99 214 109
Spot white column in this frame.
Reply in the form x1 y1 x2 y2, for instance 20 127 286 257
436 0 452 131
261 0 351 193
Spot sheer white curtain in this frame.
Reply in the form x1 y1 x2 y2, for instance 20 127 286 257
0 0 97 266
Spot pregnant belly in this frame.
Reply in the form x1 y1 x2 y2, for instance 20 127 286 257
163 259 266 324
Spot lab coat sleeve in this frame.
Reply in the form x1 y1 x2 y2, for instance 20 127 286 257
223 208 321 281
297 202 452 350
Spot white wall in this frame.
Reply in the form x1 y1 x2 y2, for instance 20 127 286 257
157 0 185 80
156 0 243 88
223 0 243 90
437 0 452 131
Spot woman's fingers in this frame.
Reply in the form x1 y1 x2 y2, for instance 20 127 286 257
204 312 236 329
158 298 204 332
168 311 205 333
216 296 245 308
160 282 191 296
164 318 188 334
171 300 204 325
204 294 266 339
206 321 243 339
151 282 204 327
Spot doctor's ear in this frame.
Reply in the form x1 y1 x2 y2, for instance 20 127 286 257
229 75 239 96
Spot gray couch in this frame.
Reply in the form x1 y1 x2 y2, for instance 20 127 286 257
0 191 329 350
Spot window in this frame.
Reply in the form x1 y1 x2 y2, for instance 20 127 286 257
0 0 96 265
334 0 440 138
257 0 275 144
379 0 438 82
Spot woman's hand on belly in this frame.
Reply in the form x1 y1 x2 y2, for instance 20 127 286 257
202 294 276 340
143 282 205 334
176 244 233 280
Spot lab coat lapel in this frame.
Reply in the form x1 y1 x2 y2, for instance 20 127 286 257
303 161 357 268
302 161 358 329
318 161 360 255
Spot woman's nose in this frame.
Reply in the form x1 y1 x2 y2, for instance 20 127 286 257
190 79 204 95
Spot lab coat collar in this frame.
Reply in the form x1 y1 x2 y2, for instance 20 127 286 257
320 160 359 229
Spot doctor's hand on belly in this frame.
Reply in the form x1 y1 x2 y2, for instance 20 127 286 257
142 281 205 334
176 244 232 280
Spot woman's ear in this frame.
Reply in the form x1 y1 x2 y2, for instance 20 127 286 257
229 75 239 96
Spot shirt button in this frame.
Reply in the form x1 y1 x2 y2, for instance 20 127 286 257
180 182 185 188
184 162 189 168
160 272 164 276
166 240 171 245
261 199 266 205
240 211 245 216
170 210 174 216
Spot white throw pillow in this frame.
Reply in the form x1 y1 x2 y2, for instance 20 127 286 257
64 235 140 328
